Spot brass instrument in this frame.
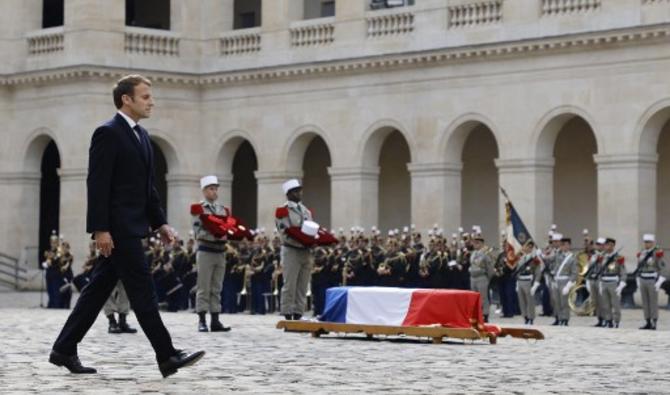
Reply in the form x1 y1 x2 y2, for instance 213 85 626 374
568 251 596 316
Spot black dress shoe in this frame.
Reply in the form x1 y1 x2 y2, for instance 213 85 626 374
284 314 292 320
159 350 205 378
210 321 231 332
49 350 97 374
292 314 303 321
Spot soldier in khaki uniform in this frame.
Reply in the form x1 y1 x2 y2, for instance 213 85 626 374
469 237 495 322
514 241 542 325
103 281 137 334
636 234 666 330
542 233 562 324
599 238 626 328
585 237 606 327
191 175 231 332
275 179 314 321
552 237 578 326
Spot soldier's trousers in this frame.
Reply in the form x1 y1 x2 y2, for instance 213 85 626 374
639 278 659 320
516 280 535 320
195 250 226 313
471 276 490 317
588 279 603 319
600 281 621 323
280 246 313 316
551 279 571 321
103 281 130 316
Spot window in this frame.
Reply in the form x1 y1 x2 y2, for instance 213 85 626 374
321 1 335 17
126 0 170 30
304 0 335 20
370 0 414 10
42 0 64 28
234 0 262 30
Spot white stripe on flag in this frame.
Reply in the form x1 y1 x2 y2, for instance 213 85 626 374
345 287 414 326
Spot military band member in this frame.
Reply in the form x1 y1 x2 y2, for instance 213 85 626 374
514 241 542 325
275 179 314 321
542 233 562 324
191 175 231 332
599 238 626 328
552 237 578 326
470 237 495 322
636 234 666 330
585 237 606 327
103 282 137 334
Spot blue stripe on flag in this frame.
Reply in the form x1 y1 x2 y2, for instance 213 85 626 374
320 287 348 323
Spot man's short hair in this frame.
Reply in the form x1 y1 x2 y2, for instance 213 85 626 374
113 74 152 109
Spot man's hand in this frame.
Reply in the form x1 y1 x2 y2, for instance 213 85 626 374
159 224 176 246
95 231 114 257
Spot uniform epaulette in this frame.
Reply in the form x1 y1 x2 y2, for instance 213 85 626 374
636 252 641 258
191 203 204 215
656 249 664 258
275 207 289 219
616 256 625 265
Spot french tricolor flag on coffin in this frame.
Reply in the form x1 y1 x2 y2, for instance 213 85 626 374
320 286 488 330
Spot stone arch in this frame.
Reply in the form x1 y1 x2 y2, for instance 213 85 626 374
215 129 260 175
532 105 601 158
22 128 61 172
440 113 500 163
359 119 415 168
282 124 334 172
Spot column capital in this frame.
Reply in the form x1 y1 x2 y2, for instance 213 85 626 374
328 166 380 181
495 158 555 174
593 154 658 170
254 170 303 183
0 171 41 185
58 168 87 181
407 162 462 177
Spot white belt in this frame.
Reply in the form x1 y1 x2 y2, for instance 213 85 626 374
639 273 658 280
554 275 569 281
601 276 619 283
518 275 533 281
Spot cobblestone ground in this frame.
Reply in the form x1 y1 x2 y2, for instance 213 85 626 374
0 291 668 394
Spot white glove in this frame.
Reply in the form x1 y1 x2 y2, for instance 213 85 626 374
562 281 574 296
615 281 626 296
656 276 666 292
586 280 591 290
599 281 604 295
447 260 457 268
515 283 519 293
636 277 640 289
530 282 540 295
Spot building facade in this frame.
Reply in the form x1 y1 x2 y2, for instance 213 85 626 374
1 0 670 274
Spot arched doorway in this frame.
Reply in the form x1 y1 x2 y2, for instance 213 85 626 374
38 140 60 264
232 141 258 228
301 136 332 229
461 125 499 242
377 130 411 232
658 120 670 246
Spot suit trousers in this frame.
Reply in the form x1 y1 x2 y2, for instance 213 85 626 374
280 246 313 316
52 237 176 362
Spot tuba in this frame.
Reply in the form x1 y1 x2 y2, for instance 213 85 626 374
568 251 596 316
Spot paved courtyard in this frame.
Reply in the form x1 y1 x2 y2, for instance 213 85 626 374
0 291 668 394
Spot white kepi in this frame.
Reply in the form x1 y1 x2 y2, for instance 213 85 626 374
643 234 656 243
282 179 302 195
200 175 219 190
301 220 320 237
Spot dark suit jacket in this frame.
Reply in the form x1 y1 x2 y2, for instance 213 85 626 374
86 113 166 238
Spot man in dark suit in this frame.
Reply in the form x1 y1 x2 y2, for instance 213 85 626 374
49 75 204 378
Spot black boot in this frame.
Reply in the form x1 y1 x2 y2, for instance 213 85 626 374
651 319 658 330
551 317 560 326
563 320 569 327
107 314 122 334
639 319 652 330
284 314 292 321
594 318 603 327
483 315 489 323
118 313 137 334
210 313 231 332
614 321 619 328
293 313 303 321
198 312 208 332
528 318 534 325
606 320 613 328
524 317 529 325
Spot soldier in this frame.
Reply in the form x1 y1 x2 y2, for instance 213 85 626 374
585 237 606 327
514 241 542 325
470 236 495 322
552 237 578 326
598 238 626 328
275 179 314 321
191 175 231 332
636 234 666 330
542 233 562 324
103 282 137 334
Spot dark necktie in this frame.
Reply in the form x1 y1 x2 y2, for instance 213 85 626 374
133 125 149 163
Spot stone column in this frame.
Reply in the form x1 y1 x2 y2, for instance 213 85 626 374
63 0 125 60
255 170 302 232
0 172 41 265
217 174 234 208
594 154 658 270
496 158 555 241
58 168 88 273
334 0 366 45
328 166 380 231
261 0 302 53
165 173 200 240
406 162 462 235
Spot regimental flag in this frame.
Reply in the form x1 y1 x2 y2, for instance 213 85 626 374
501 188 533 267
